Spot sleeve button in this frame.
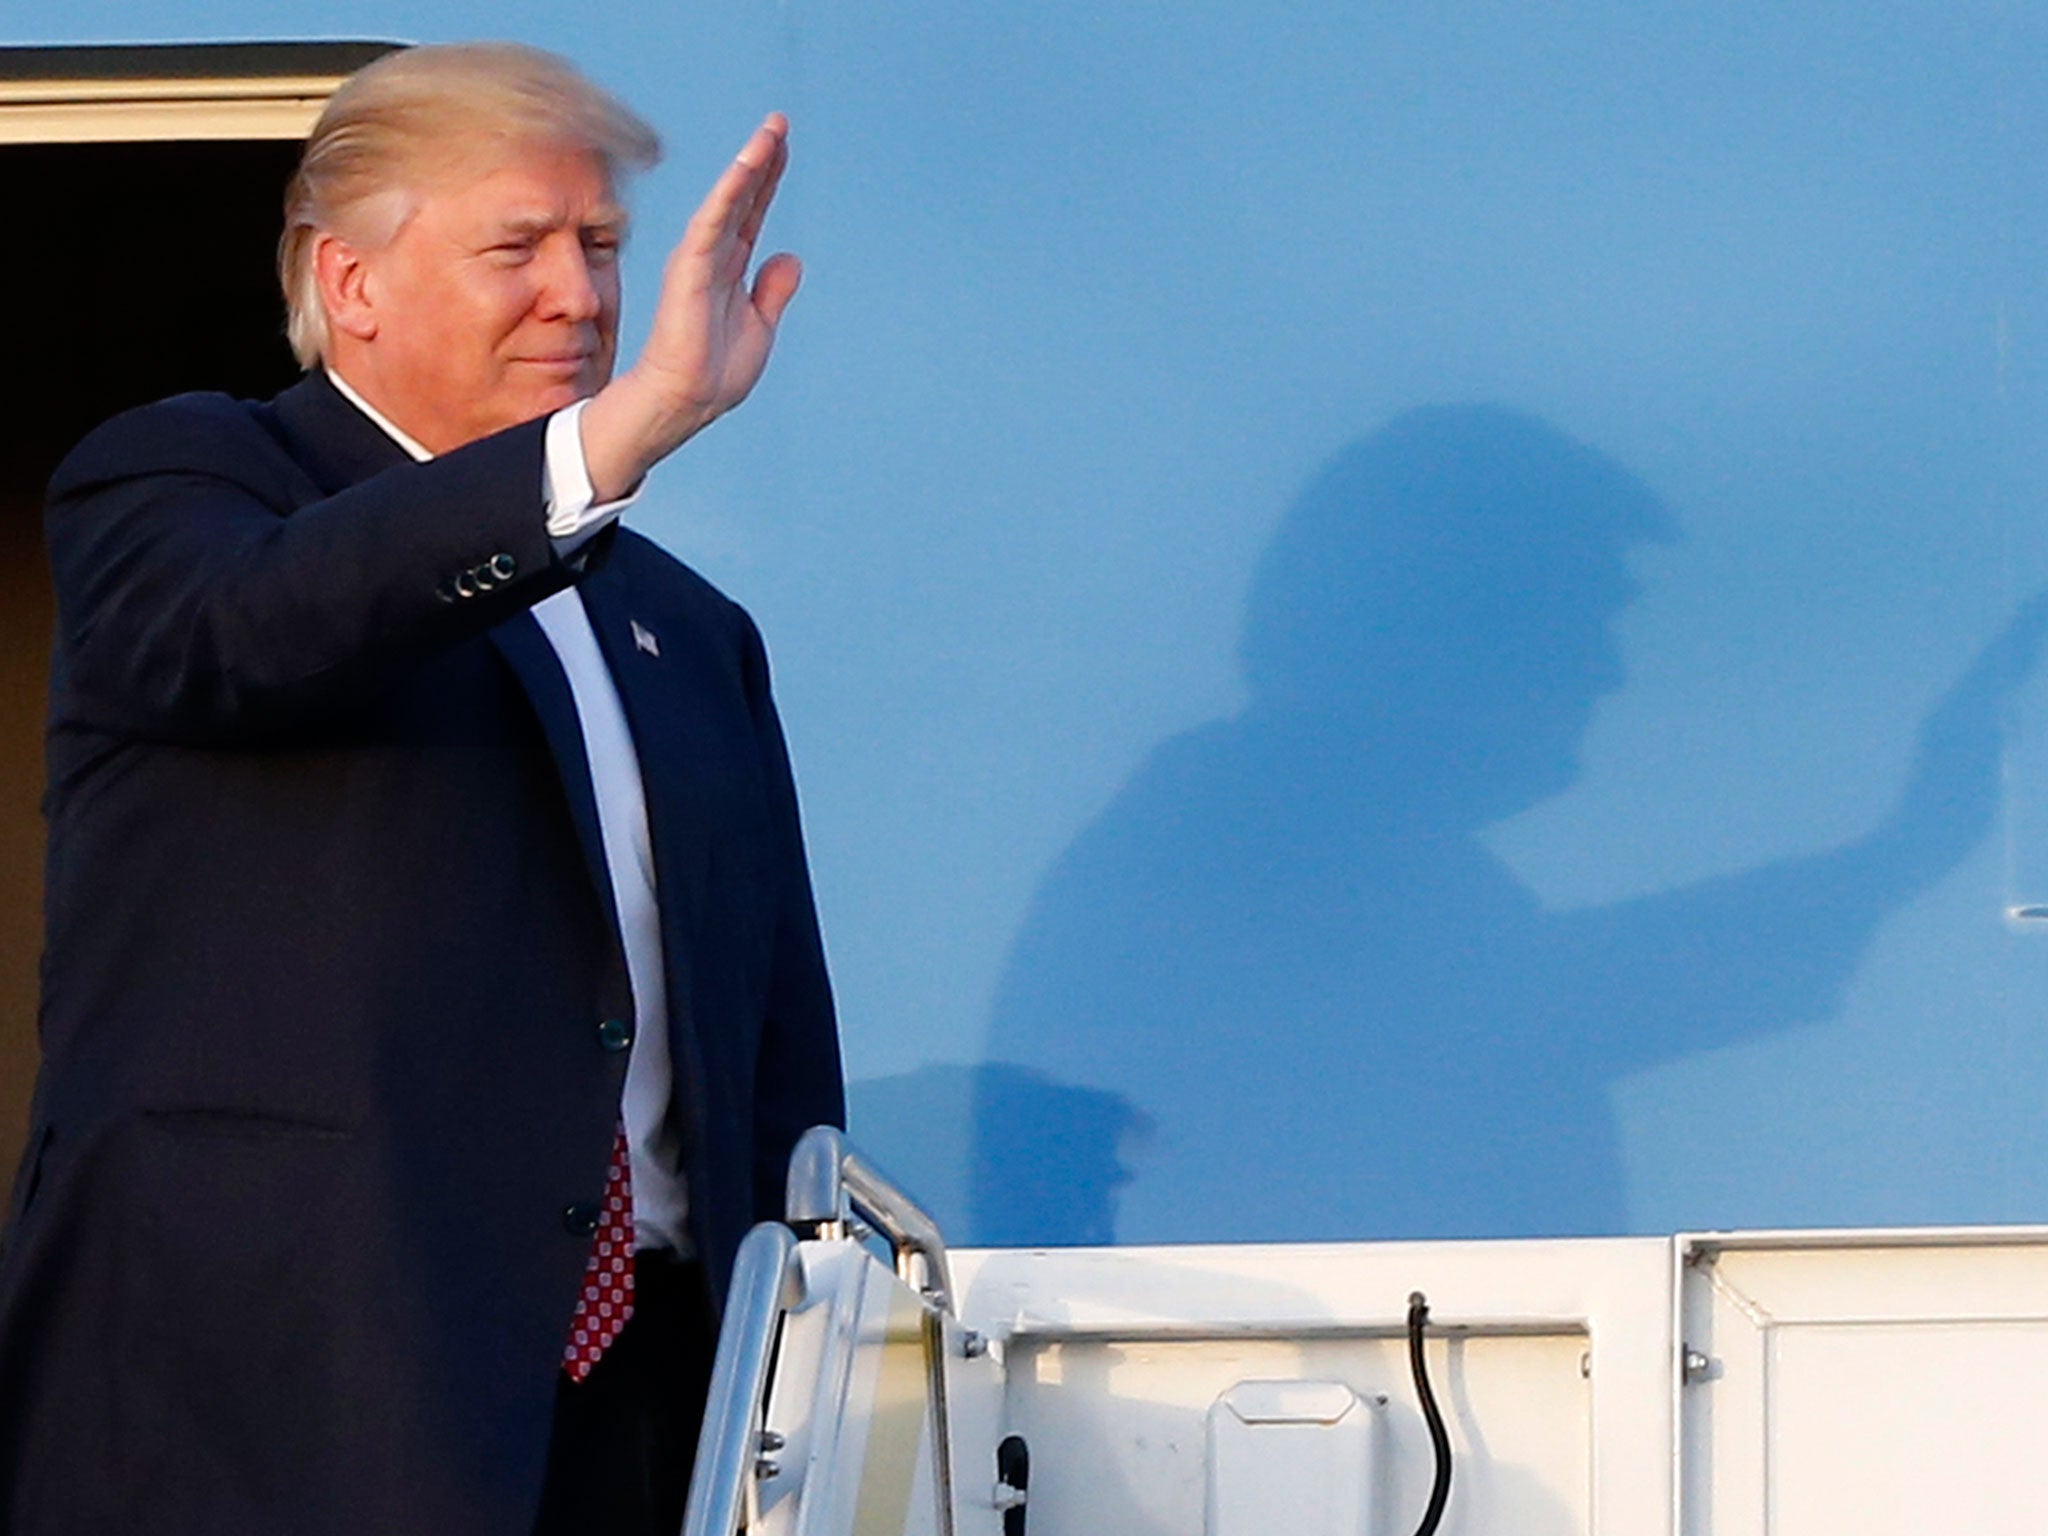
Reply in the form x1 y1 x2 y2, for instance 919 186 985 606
597 1017 635 1052
490 553 518 581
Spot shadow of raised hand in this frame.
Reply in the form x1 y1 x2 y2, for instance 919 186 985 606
1872 590 2048 880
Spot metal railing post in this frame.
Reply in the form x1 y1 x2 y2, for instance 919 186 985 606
785 1125 962 1536
681 1222 802 1536
785 1124 955 1315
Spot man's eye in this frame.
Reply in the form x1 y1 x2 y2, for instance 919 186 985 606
488 242 537 264
584 238 621 265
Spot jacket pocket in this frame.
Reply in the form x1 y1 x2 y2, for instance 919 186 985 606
117 1110 369 1519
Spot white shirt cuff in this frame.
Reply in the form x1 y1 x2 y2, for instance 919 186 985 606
544 400 639 558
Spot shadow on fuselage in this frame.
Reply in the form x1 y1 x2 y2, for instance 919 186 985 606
965 403 2045 1246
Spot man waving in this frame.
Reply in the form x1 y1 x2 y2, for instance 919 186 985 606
0 42 841 1536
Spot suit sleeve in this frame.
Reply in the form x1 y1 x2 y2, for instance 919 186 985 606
735 608 846 1221
45 396 575 741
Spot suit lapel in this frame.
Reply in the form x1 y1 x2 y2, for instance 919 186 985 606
486 612 623 944
575 564 711 1024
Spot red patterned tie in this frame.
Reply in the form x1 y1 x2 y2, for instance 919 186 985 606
562 1122 635 1380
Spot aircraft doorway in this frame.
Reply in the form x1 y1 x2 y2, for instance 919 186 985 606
0 41 390 1184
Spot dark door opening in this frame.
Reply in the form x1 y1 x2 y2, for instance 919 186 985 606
1 137 305 1171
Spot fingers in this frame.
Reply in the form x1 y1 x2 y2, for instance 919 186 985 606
735 111 789 170
686 114 791 255
737 132 790 248
752 252 803 328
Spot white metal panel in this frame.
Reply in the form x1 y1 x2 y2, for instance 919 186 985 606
953 1239 1674 1536
758 1241 1006 1536
755 1244 858 1536
1679 1231 2048 1536
1771 1324 2048 1530
1206 1380 1382 1536
755 1221 2048 1536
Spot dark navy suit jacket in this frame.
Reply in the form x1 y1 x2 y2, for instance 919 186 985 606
0 372 843 1534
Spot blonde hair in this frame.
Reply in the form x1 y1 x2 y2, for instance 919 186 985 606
279 43 661 366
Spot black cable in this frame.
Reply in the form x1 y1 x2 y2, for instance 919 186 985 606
996 1435 1030 1536
1406 1291 1453 1536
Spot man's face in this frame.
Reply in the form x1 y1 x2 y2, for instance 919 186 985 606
345 143 625 453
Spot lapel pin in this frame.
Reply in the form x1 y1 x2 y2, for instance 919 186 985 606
630 620 661 658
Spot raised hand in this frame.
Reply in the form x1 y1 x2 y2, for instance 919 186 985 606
581 114 803 499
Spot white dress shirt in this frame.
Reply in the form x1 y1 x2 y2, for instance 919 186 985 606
327 370 689 1254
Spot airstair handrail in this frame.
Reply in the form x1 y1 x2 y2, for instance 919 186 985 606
785 1124 956 1315
681 1221 802 1536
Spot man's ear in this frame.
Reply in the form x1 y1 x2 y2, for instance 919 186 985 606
312 231 379 343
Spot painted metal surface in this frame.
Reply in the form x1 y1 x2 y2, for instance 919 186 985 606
13 4 2048 1262
1678 1230 2048 1535
954 1239 1669 1536
1206 1380 1384 1536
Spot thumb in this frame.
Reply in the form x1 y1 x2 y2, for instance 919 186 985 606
752 253 803 328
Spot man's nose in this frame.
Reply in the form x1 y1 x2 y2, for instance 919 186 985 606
538 242 604 323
